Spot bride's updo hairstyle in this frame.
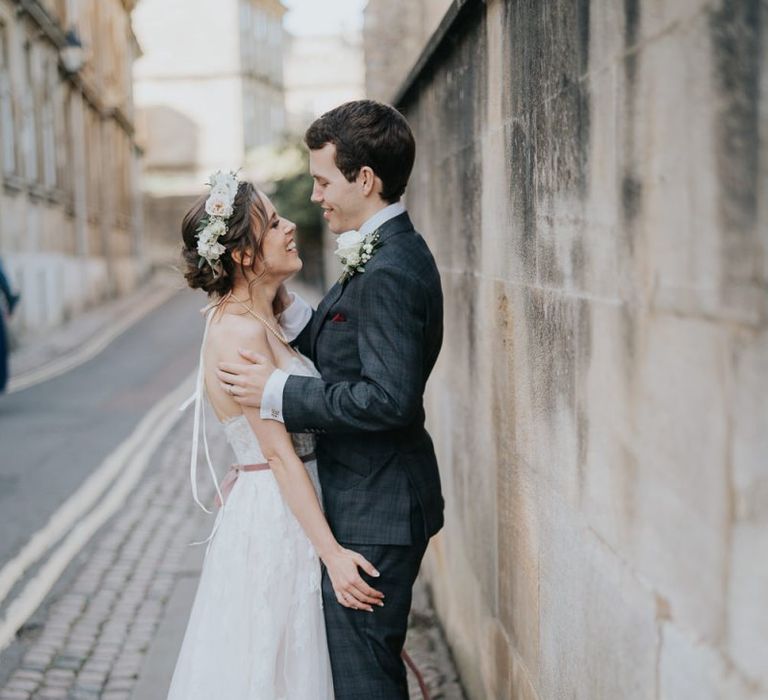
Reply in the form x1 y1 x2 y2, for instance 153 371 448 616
181 181 269 297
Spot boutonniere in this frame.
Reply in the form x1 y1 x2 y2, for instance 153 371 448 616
334 229 382 283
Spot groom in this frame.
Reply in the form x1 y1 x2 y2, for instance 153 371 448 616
218 99 444 699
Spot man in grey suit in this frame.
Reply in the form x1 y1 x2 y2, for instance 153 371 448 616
218 100 444 699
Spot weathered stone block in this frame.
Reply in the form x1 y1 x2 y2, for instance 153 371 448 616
630 314 730 642
728 520 768 689
538 495 658 700
659 621 763 700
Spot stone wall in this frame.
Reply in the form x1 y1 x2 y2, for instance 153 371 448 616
363 0 451 101
395 0 767 698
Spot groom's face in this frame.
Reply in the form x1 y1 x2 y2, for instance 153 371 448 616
309 143 365 234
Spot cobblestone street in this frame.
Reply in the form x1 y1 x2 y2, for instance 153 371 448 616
0 410 464 700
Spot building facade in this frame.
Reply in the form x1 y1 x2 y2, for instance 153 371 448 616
284 29 364 134
283 26 365 285
133 0 286 196
0 0 144 334
366 0 768 699
132 0 287 265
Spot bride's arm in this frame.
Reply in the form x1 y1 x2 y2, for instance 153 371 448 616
274 285 314 359
213 324 384 611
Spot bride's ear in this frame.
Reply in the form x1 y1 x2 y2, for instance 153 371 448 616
231 248 254 266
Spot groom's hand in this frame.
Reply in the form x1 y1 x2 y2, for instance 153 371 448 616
216 349 276 409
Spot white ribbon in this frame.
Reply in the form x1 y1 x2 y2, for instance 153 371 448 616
179 303 227 547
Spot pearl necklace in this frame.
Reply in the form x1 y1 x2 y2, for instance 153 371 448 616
229 295 290 347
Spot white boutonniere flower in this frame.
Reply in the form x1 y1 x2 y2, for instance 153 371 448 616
335 229 382 283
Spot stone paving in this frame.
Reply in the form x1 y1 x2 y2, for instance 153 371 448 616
0 417 203 700
0 410 465 700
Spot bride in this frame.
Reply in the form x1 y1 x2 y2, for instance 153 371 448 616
166 172 384 699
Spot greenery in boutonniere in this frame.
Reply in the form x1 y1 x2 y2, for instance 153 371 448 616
335 230 382 283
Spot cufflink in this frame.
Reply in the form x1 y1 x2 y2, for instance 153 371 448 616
271 409 279 418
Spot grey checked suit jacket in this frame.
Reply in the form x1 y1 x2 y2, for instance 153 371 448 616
283 212 444 546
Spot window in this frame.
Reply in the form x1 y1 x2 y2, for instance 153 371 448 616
41 58 57 188
0 19 17 177
85 107 101 222
58 87 72 205
23 41 38 183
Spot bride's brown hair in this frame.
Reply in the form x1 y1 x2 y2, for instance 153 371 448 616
180 181 269 297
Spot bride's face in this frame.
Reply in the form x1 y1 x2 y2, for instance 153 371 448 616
251 193 302 279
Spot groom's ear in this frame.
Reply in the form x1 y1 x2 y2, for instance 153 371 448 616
358 166 382 198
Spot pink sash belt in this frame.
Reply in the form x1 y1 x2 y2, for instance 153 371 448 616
215 452 317 508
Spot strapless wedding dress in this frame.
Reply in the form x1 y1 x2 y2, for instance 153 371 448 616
166 306 334 700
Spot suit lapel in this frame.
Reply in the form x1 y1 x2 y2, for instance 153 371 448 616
311 279 346 358
310 212 414 358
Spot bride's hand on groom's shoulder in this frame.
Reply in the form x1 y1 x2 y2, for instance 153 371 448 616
273 283 291 316
320 545 385 613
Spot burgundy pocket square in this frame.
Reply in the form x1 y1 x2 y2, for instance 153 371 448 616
331 313 347 322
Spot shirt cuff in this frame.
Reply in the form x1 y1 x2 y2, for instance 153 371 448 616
260 369 290 423
278 292 313 342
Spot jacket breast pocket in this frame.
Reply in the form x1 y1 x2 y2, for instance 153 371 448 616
316 322 360 373
322 316 357 331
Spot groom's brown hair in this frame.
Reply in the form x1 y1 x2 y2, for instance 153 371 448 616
304 100 415 203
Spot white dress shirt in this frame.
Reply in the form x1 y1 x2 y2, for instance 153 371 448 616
260 202 407 423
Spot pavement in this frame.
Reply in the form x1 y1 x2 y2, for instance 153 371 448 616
6 272 184 393
0 273 466 700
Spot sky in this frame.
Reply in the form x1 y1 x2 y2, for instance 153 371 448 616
282 0 367 37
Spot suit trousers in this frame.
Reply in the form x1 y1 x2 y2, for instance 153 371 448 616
321 532 428 699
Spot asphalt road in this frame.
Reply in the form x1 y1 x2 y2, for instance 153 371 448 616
0 289 206 573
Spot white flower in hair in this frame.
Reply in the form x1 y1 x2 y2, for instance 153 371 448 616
208 170 239 199
198 238 226 260
205 193 234 218
204 170 238 217
195 170 239 275
198 218 226 245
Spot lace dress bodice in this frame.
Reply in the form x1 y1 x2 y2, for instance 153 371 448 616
221 355 319 465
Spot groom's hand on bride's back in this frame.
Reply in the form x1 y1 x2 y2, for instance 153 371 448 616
216 348 276 409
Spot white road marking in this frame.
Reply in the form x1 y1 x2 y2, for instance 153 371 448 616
6 287 177 394
0 373 195 653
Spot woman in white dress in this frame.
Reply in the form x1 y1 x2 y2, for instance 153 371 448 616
166 173 385 700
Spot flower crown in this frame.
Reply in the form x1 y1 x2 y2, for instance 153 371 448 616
195 170 239 277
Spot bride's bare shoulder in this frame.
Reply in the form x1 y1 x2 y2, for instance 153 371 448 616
206 308 270 357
